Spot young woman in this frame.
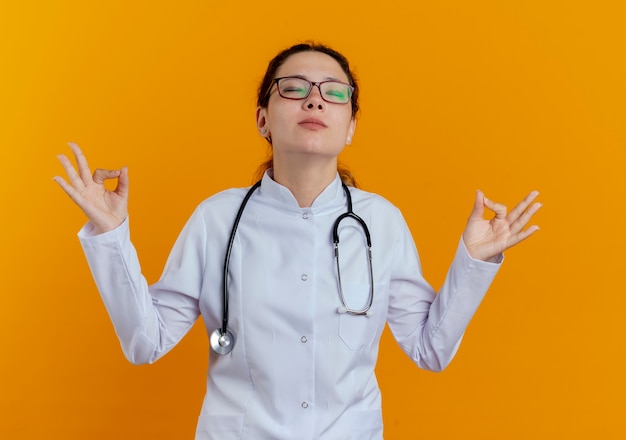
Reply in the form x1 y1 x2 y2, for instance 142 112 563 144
54 42 541 439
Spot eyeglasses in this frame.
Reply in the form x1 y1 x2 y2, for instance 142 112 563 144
273 76 354 104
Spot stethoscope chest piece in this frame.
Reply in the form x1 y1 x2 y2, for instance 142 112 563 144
210 328 236 355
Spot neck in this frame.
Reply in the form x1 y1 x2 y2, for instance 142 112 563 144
272 156 338 208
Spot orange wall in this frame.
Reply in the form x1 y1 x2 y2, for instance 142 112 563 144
1 1 625 438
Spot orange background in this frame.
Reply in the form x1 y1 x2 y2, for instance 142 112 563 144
1 0 625 438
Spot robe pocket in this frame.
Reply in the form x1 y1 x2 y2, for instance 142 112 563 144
338 283 386 350
196 413 244 438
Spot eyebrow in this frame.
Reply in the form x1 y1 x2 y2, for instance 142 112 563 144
286 74 345 82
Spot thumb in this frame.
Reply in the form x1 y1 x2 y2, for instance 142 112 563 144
468 189 485 221
114 166 129 198
483 193 508 220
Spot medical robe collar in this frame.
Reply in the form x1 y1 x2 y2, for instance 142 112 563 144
260 169 346 212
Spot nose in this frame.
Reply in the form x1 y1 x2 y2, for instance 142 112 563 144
303 85 324 110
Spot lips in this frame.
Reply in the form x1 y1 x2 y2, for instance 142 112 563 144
298 118 327 129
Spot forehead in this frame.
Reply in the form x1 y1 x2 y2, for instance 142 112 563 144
275 51 349 82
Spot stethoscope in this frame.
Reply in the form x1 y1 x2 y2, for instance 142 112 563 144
210 180 374 355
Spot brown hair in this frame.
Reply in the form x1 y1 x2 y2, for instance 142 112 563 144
254 42 360 187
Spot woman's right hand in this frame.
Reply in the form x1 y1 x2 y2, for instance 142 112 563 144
54 142 129 234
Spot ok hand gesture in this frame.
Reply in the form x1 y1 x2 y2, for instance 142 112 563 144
462 190 542 262
54 143 129 234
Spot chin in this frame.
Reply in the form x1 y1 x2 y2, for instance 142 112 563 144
275 136 345 158
301 144 344 158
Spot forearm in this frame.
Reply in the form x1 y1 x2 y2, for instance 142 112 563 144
423 239 501 369
78 218 168 364
389 238 501 372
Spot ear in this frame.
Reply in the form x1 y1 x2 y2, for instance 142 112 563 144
345 117 357 145
256 106 270 138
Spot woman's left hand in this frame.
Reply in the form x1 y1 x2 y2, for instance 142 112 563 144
462 190 542 262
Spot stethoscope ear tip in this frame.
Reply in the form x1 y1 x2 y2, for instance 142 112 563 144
337 306 348 314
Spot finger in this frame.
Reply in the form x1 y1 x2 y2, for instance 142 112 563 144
56 153 85 189
52 175 83 205
52 175 72 194
510 224 541 246
506 190 540 223
68 142 93 184
468 190 486 221
510 201 542 233
92 168 121 185
483 195 507 220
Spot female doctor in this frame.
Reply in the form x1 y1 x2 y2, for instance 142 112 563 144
54 43 541 439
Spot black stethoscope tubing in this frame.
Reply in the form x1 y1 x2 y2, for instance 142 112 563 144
210 180 261 355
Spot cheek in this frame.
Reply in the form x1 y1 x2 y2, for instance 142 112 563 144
266 102 295 128
338 113 355 135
